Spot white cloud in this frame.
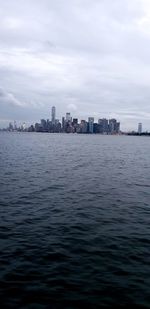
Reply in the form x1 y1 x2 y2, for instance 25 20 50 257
67 103 77 112
2 17 23 30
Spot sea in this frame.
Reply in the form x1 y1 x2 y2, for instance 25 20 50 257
0 132 150 308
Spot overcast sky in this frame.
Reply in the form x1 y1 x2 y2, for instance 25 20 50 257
0 0 150 130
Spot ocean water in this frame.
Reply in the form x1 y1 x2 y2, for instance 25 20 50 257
0 132 150 308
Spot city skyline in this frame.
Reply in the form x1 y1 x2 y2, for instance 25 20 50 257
0 105 145 133
0 103 148 132
1 0 150 131
2 106 147 134
1 105 145 133
1 106 121 134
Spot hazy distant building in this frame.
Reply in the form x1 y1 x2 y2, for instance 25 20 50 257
62 117 65 131
80 120 88 133
109 119 116 133
28 125 34 132
109 119 120 134
116 121 120 133
88 117 94 133
35 123 41 132
22 122 26 130
93 123 99 133
54 121 61 133
8 122 13 131
72 118 78 133
138 123 142 134
41 119 47 131
66 112 72 122
72 118 78 125
51 106 56 124
14 121 17 130
98 118 109 134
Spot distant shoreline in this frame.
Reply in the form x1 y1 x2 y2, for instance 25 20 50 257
0 131 150 136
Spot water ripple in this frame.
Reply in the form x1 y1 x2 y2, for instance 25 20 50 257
0 133 150 308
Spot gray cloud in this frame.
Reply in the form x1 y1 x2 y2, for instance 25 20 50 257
0 0 150 130
0 88 26 107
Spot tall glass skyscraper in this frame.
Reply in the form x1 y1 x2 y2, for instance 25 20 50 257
138 123 142 134
51 106 56 124
88 117 94 133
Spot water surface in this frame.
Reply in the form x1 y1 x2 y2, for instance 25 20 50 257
0 133 150 308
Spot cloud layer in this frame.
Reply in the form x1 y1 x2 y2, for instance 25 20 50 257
0 0 150 130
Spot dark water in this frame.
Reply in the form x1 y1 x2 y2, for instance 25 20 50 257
0 133 150 308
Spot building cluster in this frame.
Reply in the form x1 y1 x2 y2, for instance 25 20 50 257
7 121 26 132
26 106 120 134
1 110 147 135
4 106 121 134
1 109 146 135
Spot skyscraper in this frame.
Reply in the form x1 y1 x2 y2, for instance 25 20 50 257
80 120 88 133
98 118 108 134
51 106 56 124
62 117 65 131
109 119 120 134
88 117 94 133
66 112 72 122
138 123 142 134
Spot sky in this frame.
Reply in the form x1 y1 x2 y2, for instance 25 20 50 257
0 0 150 131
